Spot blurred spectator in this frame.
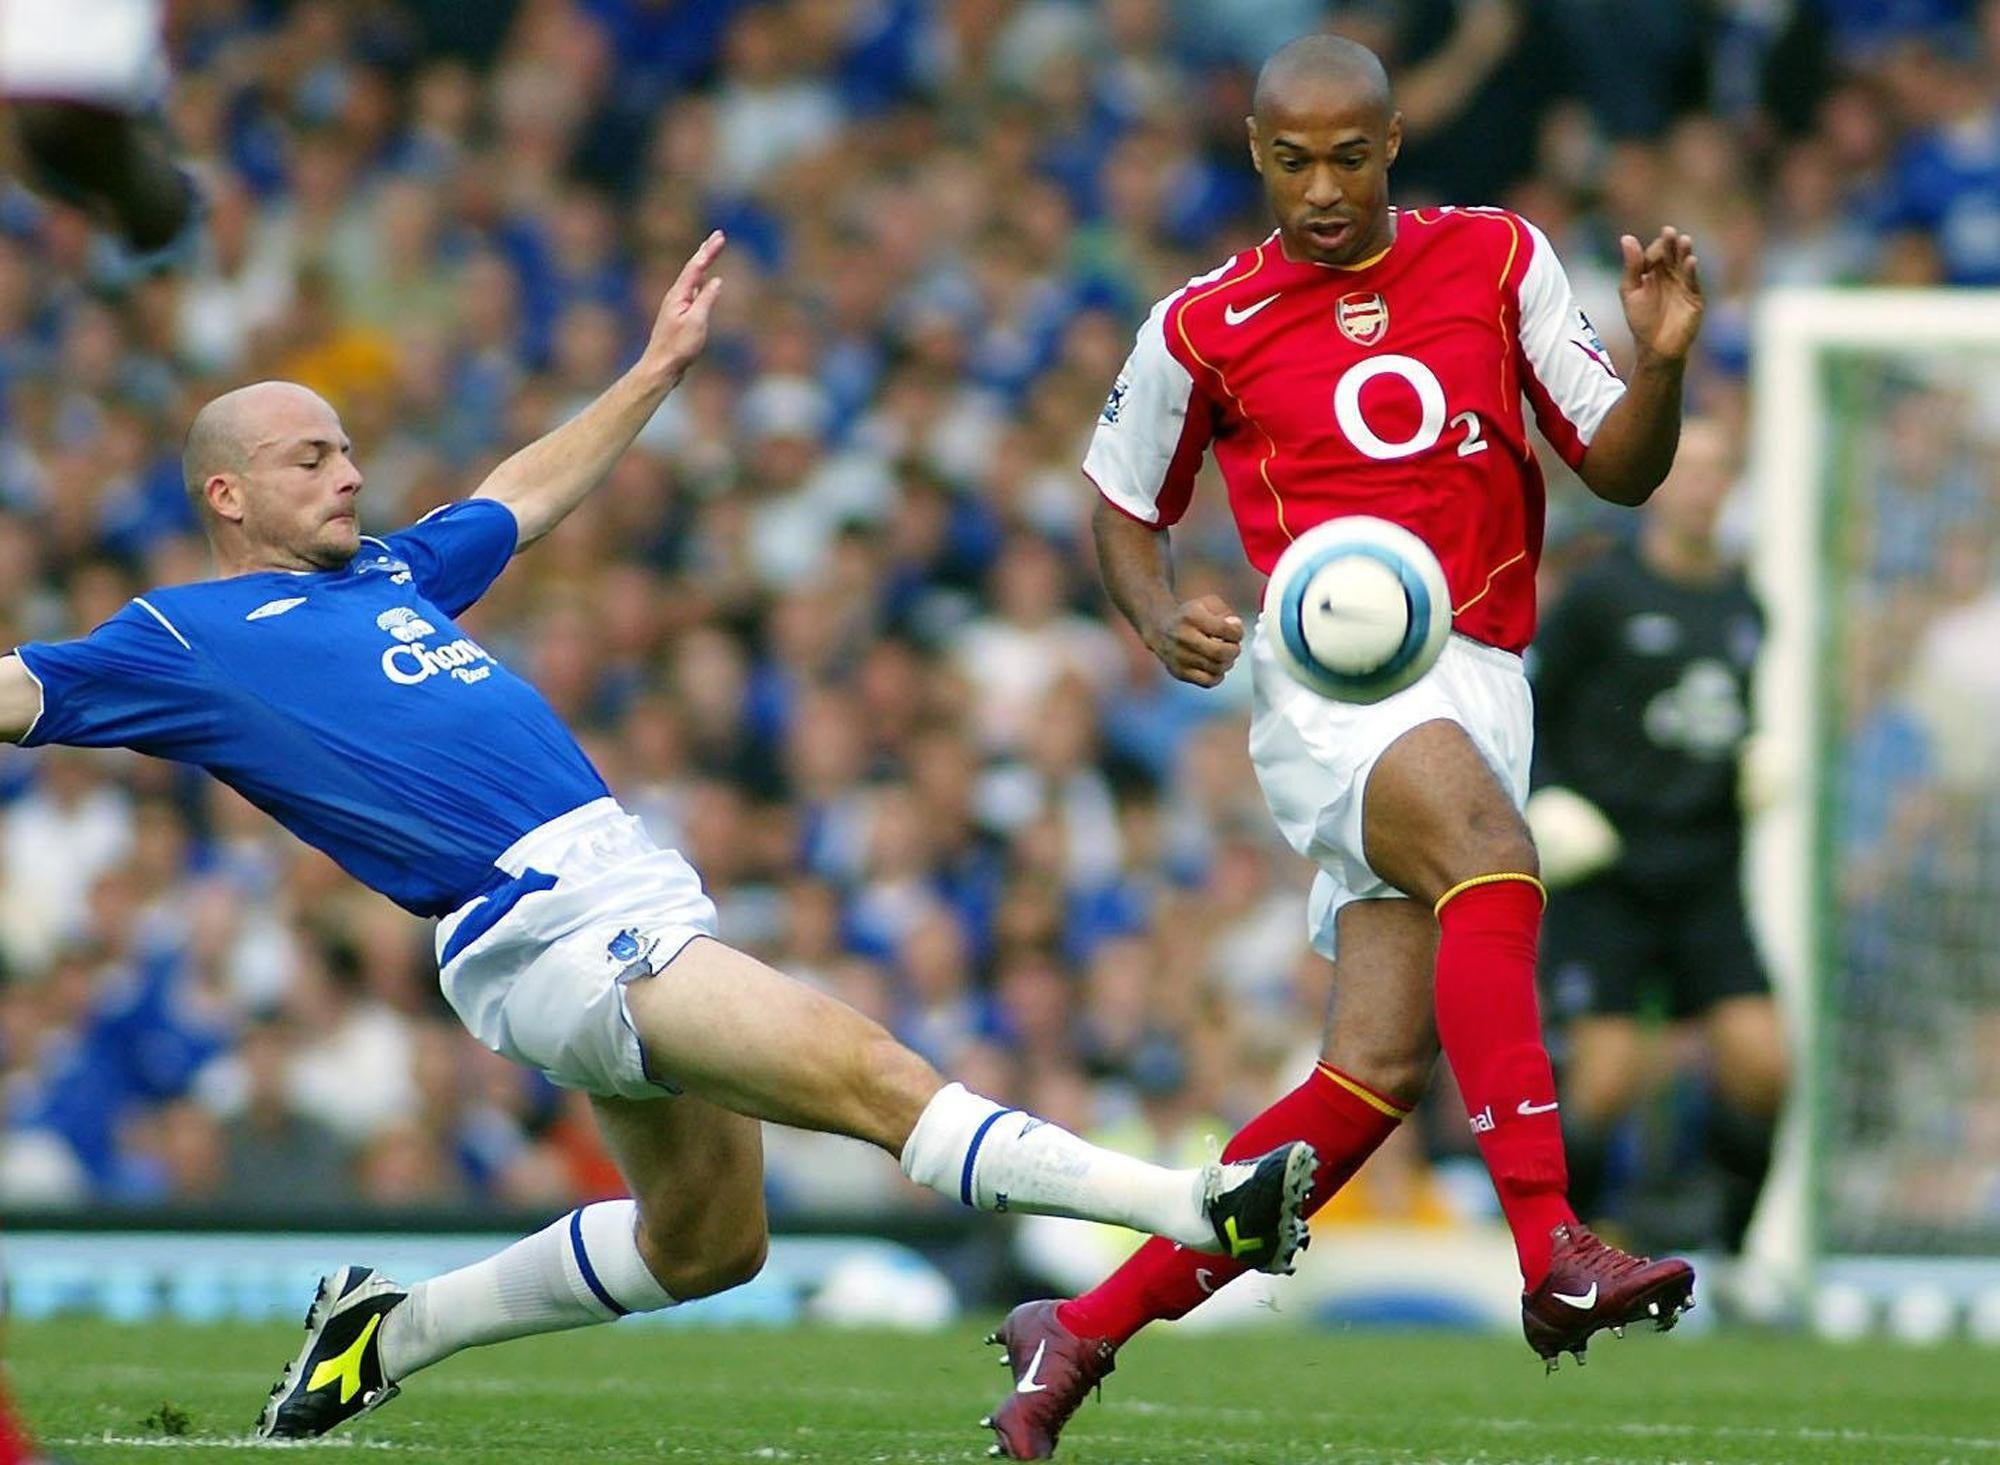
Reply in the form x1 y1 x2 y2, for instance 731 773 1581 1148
0 0 1986 1229
0 747 132 970
211 1015 352 1211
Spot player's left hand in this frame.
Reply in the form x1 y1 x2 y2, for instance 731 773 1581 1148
1618 226 1702 363
642 230 726 388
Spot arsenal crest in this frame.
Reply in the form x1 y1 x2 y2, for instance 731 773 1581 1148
1337 291 1388 346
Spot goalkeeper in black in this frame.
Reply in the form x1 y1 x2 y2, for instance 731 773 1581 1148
1527 420 1788 1262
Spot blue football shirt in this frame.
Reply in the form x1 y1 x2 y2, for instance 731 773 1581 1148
16 499 611 916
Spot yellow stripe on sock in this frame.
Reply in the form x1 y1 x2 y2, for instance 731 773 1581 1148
1316 1063 1412 1119
1432 871 1548 919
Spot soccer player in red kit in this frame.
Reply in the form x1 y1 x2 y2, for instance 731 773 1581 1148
982 34 1705 1459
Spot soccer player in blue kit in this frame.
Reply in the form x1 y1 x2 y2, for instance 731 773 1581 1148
0 234 1316 1439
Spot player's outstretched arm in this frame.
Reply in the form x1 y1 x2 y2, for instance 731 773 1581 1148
474 232 726 548
1577 226 1703 507
0 657 43 743
1092 497 1243 688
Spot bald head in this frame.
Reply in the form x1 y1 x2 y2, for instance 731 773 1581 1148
183 381 337 513
1253 34 1392 127
181 381 363 573
1246 35 1401 266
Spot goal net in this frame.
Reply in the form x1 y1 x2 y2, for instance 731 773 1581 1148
1751 290 2000 1299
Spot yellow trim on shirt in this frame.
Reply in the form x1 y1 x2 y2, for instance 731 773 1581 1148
1172 247 1296 543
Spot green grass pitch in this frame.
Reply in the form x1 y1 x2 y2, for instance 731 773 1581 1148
13 1318 1999 1464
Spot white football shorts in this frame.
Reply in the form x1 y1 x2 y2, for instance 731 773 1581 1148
1248 620 1533 959
0 0 166 107
436 798 718 1100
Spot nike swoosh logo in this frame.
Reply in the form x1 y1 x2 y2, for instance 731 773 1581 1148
1015 1339 1049 1394
1553 1284 1597 1310
1223 293 1280 326
1517 1100 1560 1116
1194 1269 1217 1295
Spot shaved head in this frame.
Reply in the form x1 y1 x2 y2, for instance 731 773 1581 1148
1247 34 1401 266
183 381 338 511
1253 34 1392 126
182 380 363 573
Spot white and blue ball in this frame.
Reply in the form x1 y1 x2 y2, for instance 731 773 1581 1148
1262 516 1452 704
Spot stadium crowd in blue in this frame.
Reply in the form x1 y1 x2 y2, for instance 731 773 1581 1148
0 0 1992 1221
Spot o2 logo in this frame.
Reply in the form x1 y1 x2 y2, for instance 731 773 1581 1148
1331 355 1487 461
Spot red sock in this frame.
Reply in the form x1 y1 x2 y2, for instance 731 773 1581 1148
0 1379 30 1465
1433 875 1573 1287
1058 1063 1407 1345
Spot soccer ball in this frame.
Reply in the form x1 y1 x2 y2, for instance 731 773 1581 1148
1261 516 1452 703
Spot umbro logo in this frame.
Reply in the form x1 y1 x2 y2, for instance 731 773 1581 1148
246 597 308 621
1224 293 1280 326
355 552 413 585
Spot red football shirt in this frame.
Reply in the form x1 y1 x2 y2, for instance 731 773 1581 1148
1084 207 1626 653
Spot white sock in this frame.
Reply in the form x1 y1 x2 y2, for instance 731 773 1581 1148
899 1082 1214 1248
377 1200 675 1381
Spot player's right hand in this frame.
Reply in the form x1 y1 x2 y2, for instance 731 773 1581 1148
641 230 726 389
1145 595 1244 687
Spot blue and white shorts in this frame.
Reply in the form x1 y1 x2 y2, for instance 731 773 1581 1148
1248 623 1534 960
436 799 719 1100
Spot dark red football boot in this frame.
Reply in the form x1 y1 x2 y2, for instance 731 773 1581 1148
980 1300 1117 1459
1522 1223 1696 1370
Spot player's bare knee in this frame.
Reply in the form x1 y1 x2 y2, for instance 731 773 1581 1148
1378 784 1539 903
1568 1062 1647 1124
1720 1046 1789 1118
1709 999 1789 1116
1566 1078 1639 1126
646 1225 769 1301
631 1177 769 1300
1465 805 1539 885
1325 1035 1434 1109
701 1227 770 1296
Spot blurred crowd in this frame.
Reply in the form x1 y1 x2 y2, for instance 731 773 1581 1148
0 0 1994 1227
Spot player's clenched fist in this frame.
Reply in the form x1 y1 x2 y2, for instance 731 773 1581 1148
1145 595 1244 687
642 230 727 388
